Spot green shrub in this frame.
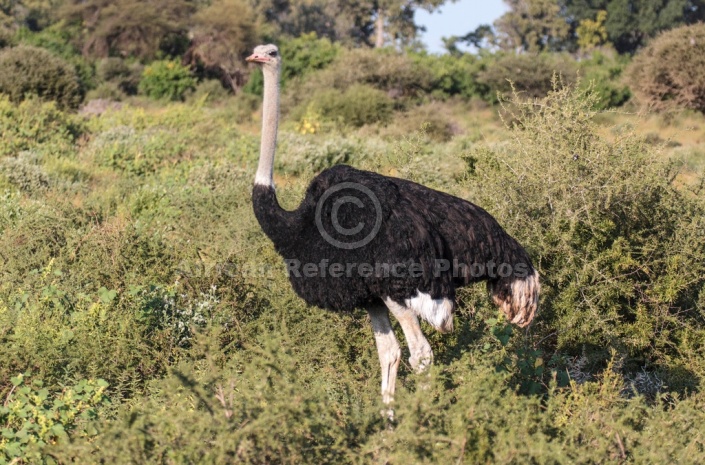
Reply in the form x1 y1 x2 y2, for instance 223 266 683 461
96 58 130 83
464 84 705 389
0 374 109 464
304 84 393 128
627 23 705 113
14 26 76 58
0 28 11 48
0 152 51 193
0 45 84 109
0 96 83 157
139 60 196 101
87 125 186 176
477 52 577 103
286 48 432 110
50 338 374 464
47 336 705 464
276 132 377 175
85 81 127 101
96 57 142 95
186 79 231 104
410 52 488 100
224 92 261 124
578 49 631 109
281 32 340 81
1 235 183 393
4 66 705 464
14 24 96 90
381 102 457 142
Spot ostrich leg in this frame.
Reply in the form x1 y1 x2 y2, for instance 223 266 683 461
368 306 401 404
385 299 433 372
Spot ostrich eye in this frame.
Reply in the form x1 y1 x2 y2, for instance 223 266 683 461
268 50 278 57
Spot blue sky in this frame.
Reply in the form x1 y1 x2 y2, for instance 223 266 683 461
416 0 508 53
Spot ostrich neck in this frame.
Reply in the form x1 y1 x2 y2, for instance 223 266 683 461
254 66 280 187
252 64 297 244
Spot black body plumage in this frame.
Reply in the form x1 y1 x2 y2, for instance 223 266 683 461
253 164 535 313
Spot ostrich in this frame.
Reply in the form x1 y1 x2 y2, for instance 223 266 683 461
246 44 539 405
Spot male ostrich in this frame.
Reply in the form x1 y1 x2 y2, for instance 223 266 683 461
247 44 539 405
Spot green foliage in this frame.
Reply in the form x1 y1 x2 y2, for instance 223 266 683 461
287 47 432 110
484 316 549 394
477 52 577 102
578 49 631 109
139 59 196 101
60 0 195 59
96 57 130 83
605 0 699 53
14 24 96 89
1 56 704 464
14 24 76 57
0 96 82 157
627 23 705 113
494 0 571 52
0 0 56 31
252 0 446 48
304 84 393 128
244 32 340 95
0 374 109 464
464 84 705 388
0 151 51 194
576 10 609 50
561 0 705 54
276 132 378 175
186 79 230 104
187 0 259 91
378 102 457 142
46 336 705 464
52 339 374 463
85 81 127 101
281 32 340 80
409 52 489 100
95 57 142 95
0 45 84 109
87 124 187 175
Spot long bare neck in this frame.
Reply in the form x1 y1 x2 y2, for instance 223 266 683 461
254 66 280 187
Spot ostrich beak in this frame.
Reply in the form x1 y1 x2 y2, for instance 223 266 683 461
246 53 269 63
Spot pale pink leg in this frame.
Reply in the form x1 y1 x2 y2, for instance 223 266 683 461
385 298 433 372
368 306 401 404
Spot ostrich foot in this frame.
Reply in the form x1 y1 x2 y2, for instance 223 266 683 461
409 343 433 373
380 407 395 423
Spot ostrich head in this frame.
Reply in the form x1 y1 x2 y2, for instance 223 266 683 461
246 44 281 72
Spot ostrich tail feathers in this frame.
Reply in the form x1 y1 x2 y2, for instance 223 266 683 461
489 269 540 328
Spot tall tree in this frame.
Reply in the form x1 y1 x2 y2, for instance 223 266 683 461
0 1 13 31
373 0 449 47
186 0 261 91
252 0 451 47
252 0 374 45
494 0 570 52
60 0 195 59
560 0 705 53
443 24 496 54
1 0 59 31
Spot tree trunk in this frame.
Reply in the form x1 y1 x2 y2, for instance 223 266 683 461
375 10 385 48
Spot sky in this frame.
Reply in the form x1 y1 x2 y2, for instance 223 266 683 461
415 0 508 53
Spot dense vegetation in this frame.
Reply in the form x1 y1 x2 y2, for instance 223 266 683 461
1 1 705 463
627 23 705 113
